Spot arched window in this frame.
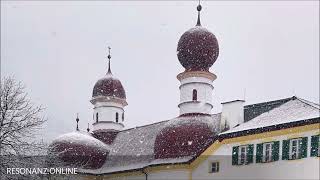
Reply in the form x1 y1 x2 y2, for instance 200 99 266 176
192 89 197 101
116 112 119 123
122 113 124 122
96 112 99 123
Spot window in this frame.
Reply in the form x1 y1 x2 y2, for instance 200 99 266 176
122 113 124 122
263 143 273 162
256 141 279 163
96 112 99 123
192 89 197 101
311 135 320 157
116 112 119 123
289 138 302 160
238 145 248 164
209 162 219 173
232 144 254 165
282 137 307 160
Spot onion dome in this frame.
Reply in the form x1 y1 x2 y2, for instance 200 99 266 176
92 73 126 99
177 3 219 71
92 47 126 99
48 131 109 169
154 115 218 159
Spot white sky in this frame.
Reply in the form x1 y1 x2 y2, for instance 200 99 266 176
1 1 319 142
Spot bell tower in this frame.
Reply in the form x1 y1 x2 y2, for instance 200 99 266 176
176 1 219 116
91 47 128 132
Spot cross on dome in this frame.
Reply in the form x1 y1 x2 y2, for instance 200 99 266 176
196 0 202 26
107 46 112 74
76 113 79 131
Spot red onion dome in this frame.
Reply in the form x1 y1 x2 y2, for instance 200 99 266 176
177 26 219 71
92 73 126 99
154 115 218 159
48 131 109 169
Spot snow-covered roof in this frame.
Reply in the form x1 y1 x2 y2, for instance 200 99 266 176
51 131 109 151
80 114 220 174
77 96 319 174
221 97 320 134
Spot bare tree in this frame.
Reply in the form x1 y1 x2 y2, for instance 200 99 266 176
0 77 46 179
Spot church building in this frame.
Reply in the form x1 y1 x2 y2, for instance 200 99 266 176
48 3 320 180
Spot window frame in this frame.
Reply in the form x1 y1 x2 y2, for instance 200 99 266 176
263 142 273 163
238 145 248 165
289 138 302 160
192 89 197 101
115 112 119 123
209 161 219 173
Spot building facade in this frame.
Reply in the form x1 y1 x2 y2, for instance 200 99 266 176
48 3 320 180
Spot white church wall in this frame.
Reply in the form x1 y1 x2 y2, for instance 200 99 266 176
221 100 244 129
179 101 212 115
104 174 145 180
148 169 189 180
103 170 189 180
192 129 320 179
179 76 214 115
93 106 124 123
180 83 213 103
180 76 212 85
93 121 124 131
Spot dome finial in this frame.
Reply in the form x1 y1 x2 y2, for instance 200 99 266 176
196 0 202 26
107 46 112 74
76 113 79 131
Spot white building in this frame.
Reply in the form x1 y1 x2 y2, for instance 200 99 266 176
48 3 320 180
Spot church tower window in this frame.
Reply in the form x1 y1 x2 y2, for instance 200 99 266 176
192 89 197 101
96 112 99 123
122 113 124 122
116 112 119 123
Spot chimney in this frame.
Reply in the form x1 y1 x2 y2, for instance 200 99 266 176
221 100 245 131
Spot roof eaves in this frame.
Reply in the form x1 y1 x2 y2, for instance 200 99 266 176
218 117 319 140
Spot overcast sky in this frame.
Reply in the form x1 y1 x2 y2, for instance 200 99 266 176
1 1 319 142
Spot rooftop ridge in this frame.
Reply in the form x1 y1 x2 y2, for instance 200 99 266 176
243 96 296 122
121 120 170 132
244 96 295 109
296 97 320 109
120 113 222 133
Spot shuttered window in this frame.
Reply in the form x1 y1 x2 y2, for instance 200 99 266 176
311 135 320 157
283 137 307 160
272 141 280 161
232 146 238 165
232 144 253 165
256 141 279 163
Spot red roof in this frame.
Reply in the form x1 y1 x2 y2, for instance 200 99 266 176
92 73 126 99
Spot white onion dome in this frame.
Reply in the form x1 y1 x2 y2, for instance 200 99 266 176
48 131 109 169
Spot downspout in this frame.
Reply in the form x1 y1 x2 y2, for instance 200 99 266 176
142 168 148 180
